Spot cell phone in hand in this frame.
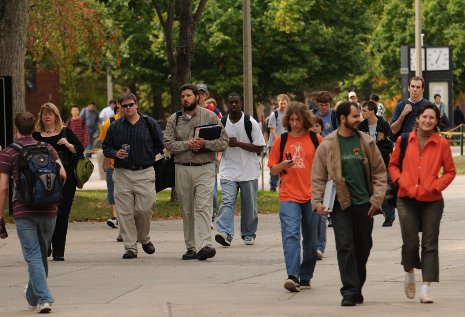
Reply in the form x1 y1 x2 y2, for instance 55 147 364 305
285 152 292 161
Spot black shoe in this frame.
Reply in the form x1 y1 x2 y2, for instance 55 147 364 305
270 187 277 192
382 218 394 227
116 235 123 242
142 242 155 254
356 293 364 304
52 256 64 261
341 296 356 306
182 249 197 260
196 246 216 261
47 247 52 258
122 250 137 259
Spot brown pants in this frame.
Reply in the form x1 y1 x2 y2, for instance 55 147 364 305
397 197 443 282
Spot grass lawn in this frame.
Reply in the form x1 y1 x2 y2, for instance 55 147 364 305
2 189 281 223
2 155 464 223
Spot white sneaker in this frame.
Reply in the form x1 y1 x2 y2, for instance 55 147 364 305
317 249 324 260
244 236 255 245
37 302 52 313
107 218 118 229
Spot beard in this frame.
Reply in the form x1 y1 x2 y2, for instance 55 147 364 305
183 100 197 112
344 120 359 132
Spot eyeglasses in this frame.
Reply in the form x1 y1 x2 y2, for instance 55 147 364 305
121 102 135 108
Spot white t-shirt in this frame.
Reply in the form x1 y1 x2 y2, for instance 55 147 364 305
99 106 115 122
220 113 266 182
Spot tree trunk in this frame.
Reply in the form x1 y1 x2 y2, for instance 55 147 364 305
0 0 28 114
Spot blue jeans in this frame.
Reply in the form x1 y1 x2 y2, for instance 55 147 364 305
106 168 115 205
279 201 319 282
268 147 279 189
317 215 327 252
85 127 96 157
216 178 258 240
212 161 218 219
16 216 56 306
382 198 395 221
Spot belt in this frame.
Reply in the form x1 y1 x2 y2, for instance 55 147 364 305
122 164 153 171
176 162 211 167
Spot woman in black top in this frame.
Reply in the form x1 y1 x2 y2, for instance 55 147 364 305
33 102 84 261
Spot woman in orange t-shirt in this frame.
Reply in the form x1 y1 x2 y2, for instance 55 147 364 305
268 102 322 293
389 103 455 304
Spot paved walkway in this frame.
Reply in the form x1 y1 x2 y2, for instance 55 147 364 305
1 174 464 316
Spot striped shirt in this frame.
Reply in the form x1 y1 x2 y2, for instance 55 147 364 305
66 117 89 148
102 114 164 168
0 137 59 219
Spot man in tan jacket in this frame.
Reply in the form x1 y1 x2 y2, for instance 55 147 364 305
311 101 386 307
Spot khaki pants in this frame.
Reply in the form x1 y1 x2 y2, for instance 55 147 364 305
175 163 214 251
114 167 156 253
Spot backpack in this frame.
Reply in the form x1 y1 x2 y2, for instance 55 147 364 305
10 142 62 206
278 131 320 174
61 128 94 189
221 113 254 143
266 110 279 136
386 132 409 206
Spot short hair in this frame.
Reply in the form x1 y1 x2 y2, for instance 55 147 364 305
361 100 378 114
226 92 241 102
335 101 358 124
117 92 138 105
70 104 79 110
369 94 379 102
205 98 217 107
416 102 440 132
180 83 199 96
282 102 315 132
434 94 441 99
409 76 425 88
35 102 64 132
316 91 332 104
109 99 117 105
88 101 96 106
15 112 36 135
277 94 290 102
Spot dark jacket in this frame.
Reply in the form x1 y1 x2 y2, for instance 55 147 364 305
358 116 393 167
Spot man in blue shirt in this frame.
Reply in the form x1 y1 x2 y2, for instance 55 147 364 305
391 76 430 137
313 91 337 137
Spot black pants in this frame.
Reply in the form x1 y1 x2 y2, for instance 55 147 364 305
51 170 77 257
331 201 373 298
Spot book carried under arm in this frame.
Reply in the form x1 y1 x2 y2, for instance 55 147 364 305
322 180 336 213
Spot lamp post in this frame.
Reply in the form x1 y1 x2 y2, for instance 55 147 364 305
415 0 422 77
243 0 253 115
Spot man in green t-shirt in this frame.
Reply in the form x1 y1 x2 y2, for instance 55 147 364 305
311 101 387 307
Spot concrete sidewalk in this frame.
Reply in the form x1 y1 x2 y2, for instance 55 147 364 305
1 176 464 316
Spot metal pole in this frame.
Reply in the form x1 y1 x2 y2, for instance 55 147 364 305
415 0 422 77
243 0 253 115
107 67 113 104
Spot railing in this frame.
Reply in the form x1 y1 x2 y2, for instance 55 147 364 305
439 124 464 156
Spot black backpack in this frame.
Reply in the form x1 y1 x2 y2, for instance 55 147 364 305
221 114 254 143
10 142 62 206
278 131 320 174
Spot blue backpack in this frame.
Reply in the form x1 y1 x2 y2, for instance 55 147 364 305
10 142 62 206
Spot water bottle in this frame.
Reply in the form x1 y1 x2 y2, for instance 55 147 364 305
122 144 130 164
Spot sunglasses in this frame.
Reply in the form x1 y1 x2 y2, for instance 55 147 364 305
121 102 135 108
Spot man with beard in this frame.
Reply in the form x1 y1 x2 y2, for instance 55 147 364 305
311 101 387 306
164 84 228 261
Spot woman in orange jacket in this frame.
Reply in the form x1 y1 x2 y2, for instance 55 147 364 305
389 103 455 304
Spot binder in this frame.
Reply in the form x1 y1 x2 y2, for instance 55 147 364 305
322 180 336 212
192 124 222 153
194 124 222 140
